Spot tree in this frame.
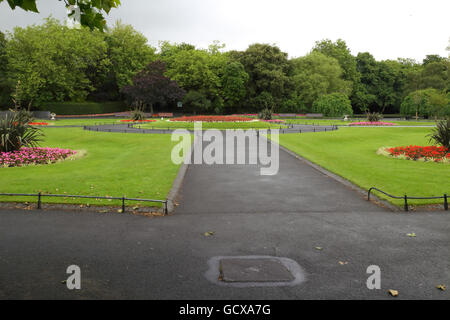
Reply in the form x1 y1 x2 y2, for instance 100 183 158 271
6 18 110 106
105 21 156 90
0 31 9 107
312 93 353 117
355 52 405 114
122 61 185 114
423 54 446 65
232 44 291 110
313 39 360 86
0 0 120 31
221 61 248 109
400 89 449 118
290 51 352 111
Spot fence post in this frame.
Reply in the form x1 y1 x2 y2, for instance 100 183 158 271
122 196 125 213
444 194 448 211
164 201 168 215
404 195 409 212
37 192 42 209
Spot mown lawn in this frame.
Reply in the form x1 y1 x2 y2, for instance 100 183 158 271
276 127 449 207
0 128 184 207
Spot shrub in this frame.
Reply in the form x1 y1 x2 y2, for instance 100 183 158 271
258 108 273 120
130 108 146 121
0 113 43 152
428 118 450 150
366 112 382 122
312 93 353 117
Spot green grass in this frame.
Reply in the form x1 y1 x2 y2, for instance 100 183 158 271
276 127 449 207
45 118 128 126
0 128 184 208
284 119 438 126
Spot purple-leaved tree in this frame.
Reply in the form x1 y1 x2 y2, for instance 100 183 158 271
122 61 185 114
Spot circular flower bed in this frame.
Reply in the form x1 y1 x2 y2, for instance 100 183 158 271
170 116 254 122
349 121 396 126
378 145 449 163
0 147 77 168
120 119 157 123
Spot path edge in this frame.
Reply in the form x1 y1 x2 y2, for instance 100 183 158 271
264 135 400 212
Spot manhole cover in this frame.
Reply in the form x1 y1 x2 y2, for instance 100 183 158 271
205 256 305 287
220 258 295 282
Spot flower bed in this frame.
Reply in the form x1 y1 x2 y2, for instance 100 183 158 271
378 145 450 163
349 121 396 126
120 119 157 123
170 116 254 122
28 122 49 126
1 147 77 168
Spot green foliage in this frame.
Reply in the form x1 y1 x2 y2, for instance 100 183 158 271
400 89 449 118
258 107 273 120
6 18 110 105
222 62 249 108
0 0 120 31
0 31 9 107
130 107 145 121
183 90 211 113
312 93 353 117
291 52 352 111
233 44 291 108
0 112 43 152
106 22 156 89
37 101 126 115
366 112 382 122
428 118 450 149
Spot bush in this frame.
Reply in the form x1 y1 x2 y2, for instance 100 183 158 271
311 93 353 117
37 101 127 115
428 118 450 150
130 108 146 121
258 108 273 120
0 112 43 152
366 112 382 122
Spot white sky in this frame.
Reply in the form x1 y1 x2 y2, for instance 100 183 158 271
0 0 449 61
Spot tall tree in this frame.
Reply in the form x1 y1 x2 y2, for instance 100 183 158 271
232 44 291 110
6 18 110 106
0 0 120 31
122 60 185 114
290 51 352 111
0 31 9 107
105 21 156 90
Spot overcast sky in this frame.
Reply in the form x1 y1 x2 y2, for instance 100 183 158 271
0 0 449 61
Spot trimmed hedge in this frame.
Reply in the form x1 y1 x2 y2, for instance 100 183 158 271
37 101 127 115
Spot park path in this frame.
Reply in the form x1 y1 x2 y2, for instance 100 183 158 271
175 132 385 214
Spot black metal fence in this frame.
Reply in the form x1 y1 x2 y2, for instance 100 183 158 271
368 187 448 212
0 193 168 214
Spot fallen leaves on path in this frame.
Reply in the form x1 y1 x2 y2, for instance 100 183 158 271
436 285 446 291
388 289 399 297
338 261 348 265
204 232 215 237
407 233 417 237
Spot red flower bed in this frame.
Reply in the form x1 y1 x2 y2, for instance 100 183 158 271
262 119 286 123
387 145 450 162
170 116 254 122
28 122 49 126
120 119 157 123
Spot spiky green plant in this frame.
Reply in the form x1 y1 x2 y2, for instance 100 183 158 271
428 118 450 150
366 112 382 122
258 108 273 120
130 107 146 121
0 113 43 152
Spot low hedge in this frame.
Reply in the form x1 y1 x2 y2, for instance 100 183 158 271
37 101 127 115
